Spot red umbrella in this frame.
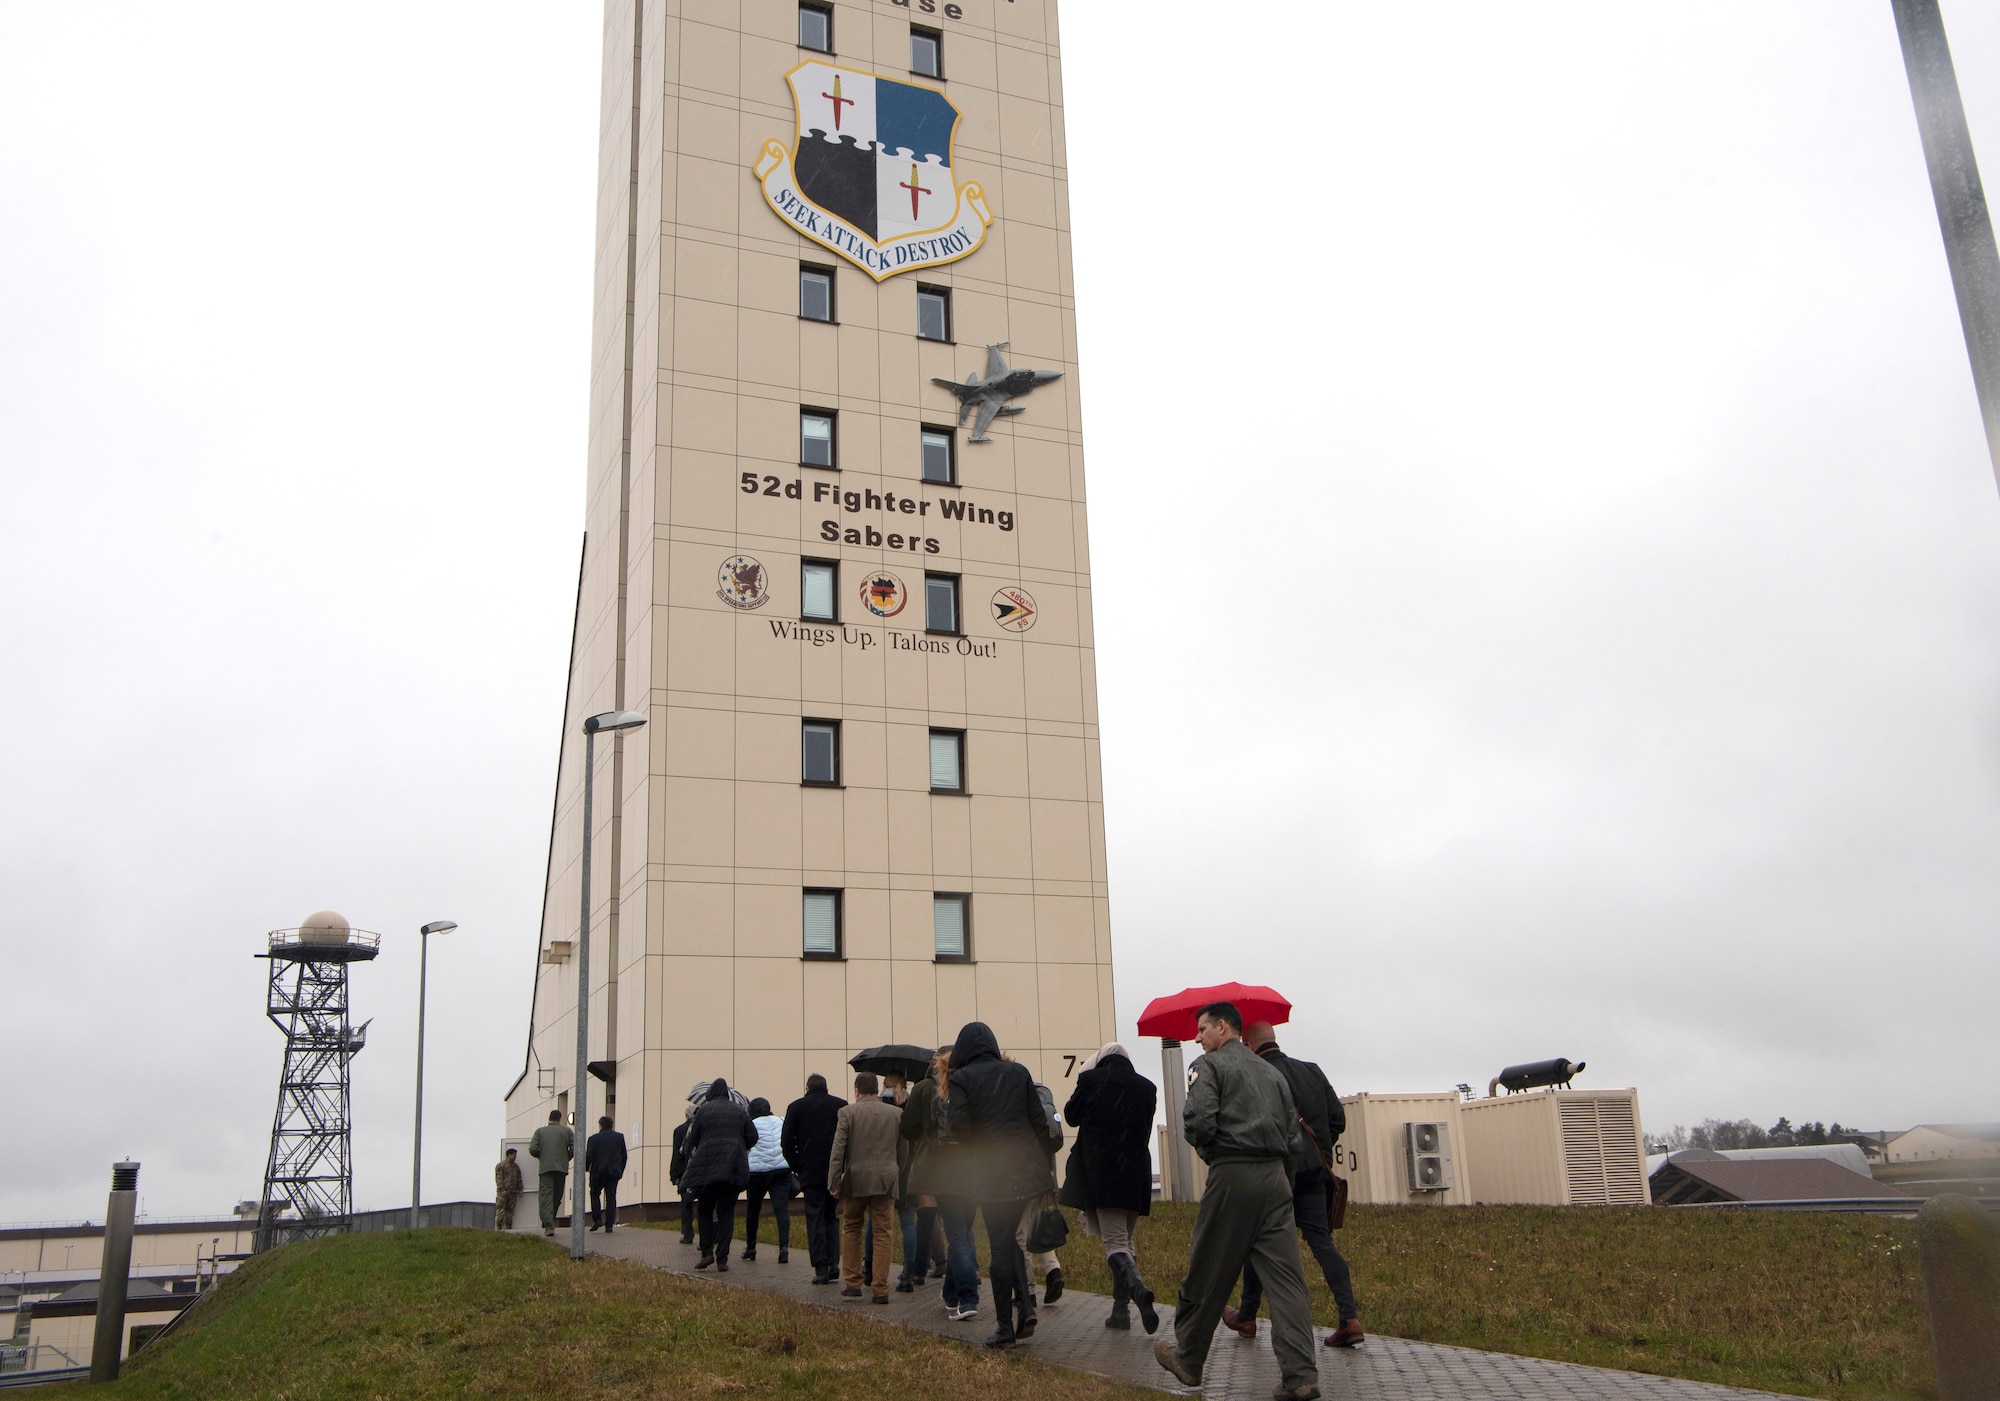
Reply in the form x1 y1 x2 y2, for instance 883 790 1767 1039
1135 982 1292 1041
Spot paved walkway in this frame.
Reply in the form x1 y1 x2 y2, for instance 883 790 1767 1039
576 1226 1795 1401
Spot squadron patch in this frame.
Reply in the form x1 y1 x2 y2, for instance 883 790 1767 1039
717 555 770 610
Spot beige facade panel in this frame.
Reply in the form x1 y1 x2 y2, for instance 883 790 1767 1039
507 0 1111 1193
1458 1089 1650 1207
1336 1092 1475 1207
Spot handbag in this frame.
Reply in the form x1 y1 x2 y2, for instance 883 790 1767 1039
1025 1197 1069 1253
1327 1170 1349 1230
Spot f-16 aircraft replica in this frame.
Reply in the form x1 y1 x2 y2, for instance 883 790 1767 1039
931 342 1063 441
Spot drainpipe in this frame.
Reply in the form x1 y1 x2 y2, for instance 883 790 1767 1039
89 1161 139 1383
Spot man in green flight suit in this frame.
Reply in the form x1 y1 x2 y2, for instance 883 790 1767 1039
529 1109 575 1238
1154 1001 1321 1401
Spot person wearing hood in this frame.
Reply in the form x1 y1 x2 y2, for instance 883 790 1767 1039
681 1078 758 1271
741 1097 793 1263
1060 1042 1160 1332
946 1021 1056 1349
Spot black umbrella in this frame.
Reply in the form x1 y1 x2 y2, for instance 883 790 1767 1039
848 1044 936 1082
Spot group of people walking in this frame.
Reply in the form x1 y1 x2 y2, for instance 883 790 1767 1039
499 1003 1363 1399
666 1023 1111 1350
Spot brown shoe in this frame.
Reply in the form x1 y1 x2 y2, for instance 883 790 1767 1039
1223 1305 1257 1339
1153 1338 1202 1387
1325 1318 1364 1348
1273 1387 1322 1401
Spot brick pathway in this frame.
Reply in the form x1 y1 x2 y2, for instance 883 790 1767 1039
578 1226 1794 1401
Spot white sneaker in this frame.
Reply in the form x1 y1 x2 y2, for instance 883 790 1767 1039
948 1305 978 1322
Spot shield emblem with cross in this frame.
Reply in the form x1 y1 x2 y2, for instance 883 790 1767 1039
754 61 993 282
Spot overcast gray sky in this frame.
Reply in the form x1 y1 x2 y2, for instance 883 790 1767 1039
3 2 1997 1223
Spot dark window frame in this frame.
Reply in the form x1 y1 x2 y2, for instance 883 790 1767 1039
798 2 833 53
933 891 972 963
924 571 961 636
910 26 943 79
802 887 844 961
919 425 956 485
916 285 952 343
800 406 837 469
800 557 839 622
799 263 836 323
801 717 842 787
928 727 967 794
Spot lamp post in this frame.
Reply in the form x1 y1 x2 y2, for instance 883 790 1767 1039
574 709 646 1261
411 919 457 1231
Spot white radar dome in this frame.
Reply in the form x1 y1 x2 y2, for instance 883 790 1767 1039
298 910 352 946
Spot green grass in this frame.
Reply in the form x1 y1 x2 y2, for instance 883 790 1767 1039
100 1229 1161 1401
710 1200 1935 1400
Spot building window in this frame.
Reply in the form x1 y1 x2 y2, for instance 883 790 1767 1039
933 893 969 961
910 27 942 79
801 409 835 468
800 264 834 322
916 286 951 342
920 427 954 485
802 719 840 786
924 573 959 634
798 3 832 52
803 888 842 959
929 729 965 793
801 559 837 621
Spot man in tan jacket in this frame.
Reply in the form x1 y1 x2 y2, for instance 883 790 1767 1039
828 1072 903 1301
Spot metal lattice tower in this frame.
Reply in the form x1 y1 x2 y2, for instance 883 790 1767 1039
254 914 378 1253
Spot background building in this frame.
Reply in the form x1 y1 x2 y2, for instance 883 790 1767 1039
504 0 1114 1206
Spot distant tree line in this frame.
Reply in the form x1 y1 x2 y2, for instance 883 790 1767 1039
1645 1118 1871 1154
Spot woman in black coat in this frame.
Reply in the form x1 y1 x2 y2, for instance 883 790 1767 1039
1059 1043 1159 1332
681 1078 757 1270
947 1021 1056 1349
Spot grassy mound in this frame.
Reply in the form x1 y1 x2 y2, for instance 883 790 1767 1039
103 1229 1157 1401
714 1200 1934 1400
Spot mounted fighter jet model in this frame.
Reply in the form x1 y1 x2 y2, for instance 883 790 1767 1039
931 343 1063 441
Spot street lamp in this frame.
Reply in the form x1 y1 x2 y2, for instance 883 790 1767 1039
412 919 457 1231
574 709 646 1261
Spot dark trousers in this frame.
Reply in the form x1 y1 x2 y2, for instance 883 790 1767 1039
589 1175 620 1230
938 1197 980 1308
695 1184 739 1258
1239 1169 1359 1322
800 1183 839 1270
978 1197 1032 1335
902 1203 938 1275
743 1170 793 1253
1174 1159 1318 1391
678 1188 694 1241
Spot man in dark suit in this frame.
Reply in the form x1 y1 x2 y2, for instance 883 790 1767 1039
781 1073 847 1284
585 1115 628 1233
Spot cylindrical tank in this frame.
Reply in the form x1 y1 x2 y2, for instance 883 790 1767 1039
1495 1057 1584 1093
298 910 352 946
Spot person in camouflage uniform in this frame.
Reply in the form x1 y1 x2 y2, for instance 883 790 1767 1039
495 1148 525 1229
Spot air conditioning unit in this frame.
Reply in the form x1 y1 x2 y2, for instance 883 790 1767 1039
1405 1121 1455 1191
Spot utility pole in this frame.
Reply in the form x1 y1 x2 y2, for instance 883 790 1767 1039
1891 0 2000 493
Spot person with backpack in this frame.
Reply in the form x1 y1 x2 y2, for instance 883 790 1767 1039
903 1044 981 1321
1223 1021 1363 1349
1059 1042 1160 1332
944 1022 1056 1349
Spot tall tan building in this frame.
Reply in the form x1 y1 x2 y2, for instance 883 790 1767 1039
505 0 1112 1204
